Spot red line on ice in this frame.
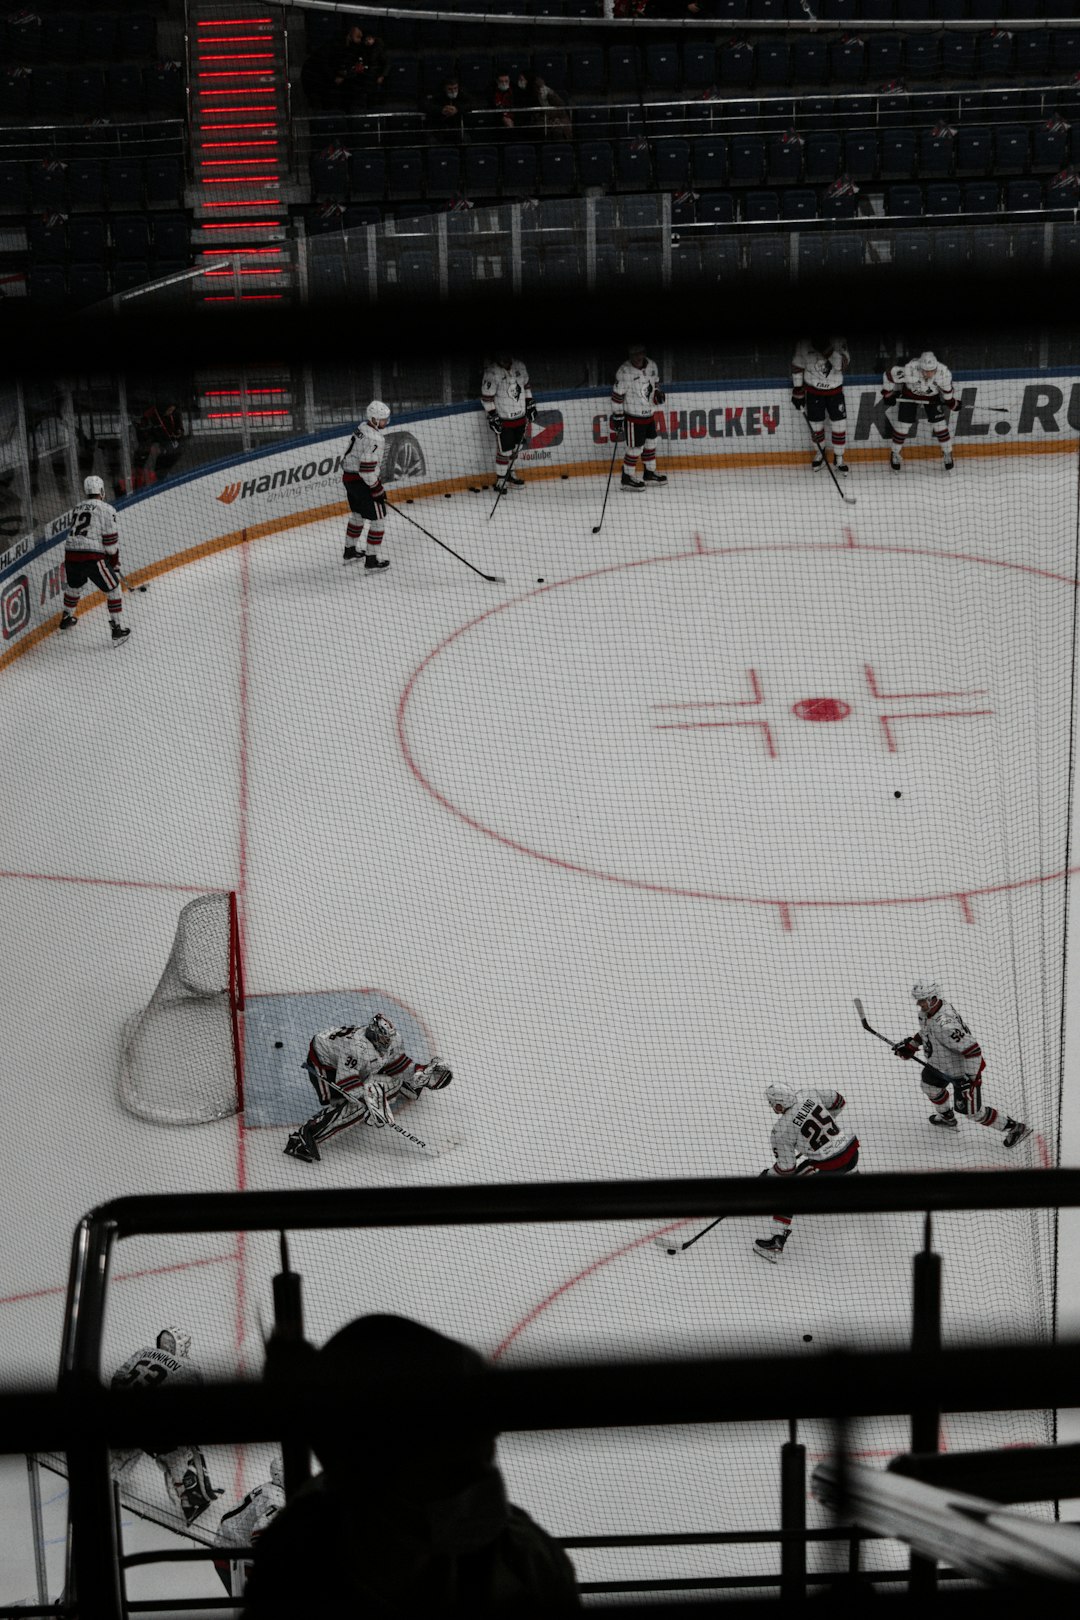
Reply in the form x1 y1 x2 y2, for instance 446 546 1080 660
865 663 989 701
0 870 226 894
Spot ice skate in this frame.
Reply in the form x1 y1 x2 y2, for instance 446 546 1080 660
753 1232 789 1264
110 622 131 646
364 552 390 571
342 544 361 563
833 455 850 474
621 472 645 492
505 470 524 487
890 449 903 472
928 1109 958 1129
811 449 825 470
1002 1117 1031 1150
58 612 77 630
942 452 954 471
643 469 668 484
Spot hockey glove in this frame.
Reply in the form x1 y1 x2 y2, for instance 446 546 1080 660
176 1450 223 1525
487 413 503 434
791 389 806 411
829 1091 846 1113
612 413 626 441
525 400 538 423
948 397 961 412
368 480 386 502
893 1035 922 1060
420 1058 453 1090
653 389 666 406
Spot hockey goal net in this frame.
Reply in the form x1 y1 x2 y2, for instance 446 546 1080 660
118 892 244 1124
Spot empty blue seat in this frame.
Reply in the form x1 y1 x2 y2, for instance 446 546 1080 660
962 180 1001 213
146 160 181 206
70 68 105 117
941 33 977 77
569 48 605 95
956 128 993 177
803 134 841 185
671 243 703 284
154 215 191 262
145 64 184 113
880 130 917 181
820 0 859 18
69 215 107 263
581 140 616 189
645 44 680 89
1013 224 1043 268
384 58 419 101
119 13 156 58
1052 32 1080 73
744 190 780 222
28 218 67 262
1015 33 1050 76
105 159 144 209
458 54 492 96
886 185 923 217
843 132 878 184
70 265 109 307
748 0 785 18
83 15 116 59
545 246 584 283
682 43 717 90
829 39 865 82
866 37 904 83
918 130 954 177
823 234 863 275
701 237 741 280
792 39 828 84
352 151 388 199
755 43 790 86
671 192 696 230
312 151 350 199
0 163 28 210
107 65 144 113
1032 121 1069 174
933 229 969 273
540 145 576 192
1005 178 1043 211
425 148 461 199
653 138 690 189
746 235 786 277
713 0 748 15
502 143 537 195
45 13 82 60
696 192 735 227
796 232 827 275
925 182 962 215
971 227 1011 271
767 134 803 185
978 30 1015 77
29 70 68 118
396 249 437 294
720 41 755 88
781 187 817 220
421 54 457 95
29 266 67 303
903 36 939 79
113 215 151 260
620 194 660 234
1052 222 1080 270
729 136 765 185
113 260 151 293
30 161 69 210
607 45 639 91
691 138 728 188
893 230 932 273
464 145 500 198
535 50 568 93
994 126 1030 176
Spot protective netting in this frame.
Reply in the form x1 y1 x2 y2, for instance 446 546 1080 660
118 893 242 1125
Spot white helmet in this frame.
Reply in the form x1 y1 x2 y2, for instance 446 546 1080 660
83 475 105 498
917 351 939 376
269 1454 284 1489
764 1083 797 1112
912 980 941 1004
366 399 390 429
157 1326 192 1359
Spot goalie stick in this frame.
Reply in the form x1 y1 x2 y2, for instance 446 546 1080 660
325 1076 454 1158
853 997 927 1068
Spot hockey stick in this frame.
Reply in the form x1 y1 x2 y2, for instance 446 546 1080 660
654 1215 726 1256
118 571 148 594
853 997 927 1068
591 439 620 535
487 432 525 521
801 410 856 506
387 502 505 584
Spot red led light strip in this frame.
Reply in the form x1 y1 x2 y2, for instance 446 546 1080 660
202 295 284 302
198 221 281 229
197 17 274 24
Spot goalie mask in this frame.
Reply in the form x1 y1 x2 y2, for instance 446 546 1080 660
764 1084 797 1112
157 1326 192 1359
364 1012 397 1055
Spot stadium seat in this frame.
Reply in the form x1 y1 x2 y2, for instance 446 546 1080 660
145 64 184 114
28 266 67 302
569 49 605 95
956 127 993 177
744 190 780 222
746 235 786 278
70 68 105 118
119 13 157 59
396 249 437 294
932 229 969 273
701 236 741 280
540 145 576 193
903 36 939 79
645 44 680 89
545 246 584 283
842 132 878 184
607 46 640 91
519 246 543 288
1015 33 1050 76
723 99 761 134
1032 121 1070 174
1052 32 1080 73
29 69 68 119
720 42 755 89
28 218 66 262
620 194 660 234
464 146 500 199
309 243 348 299
803 134 841 185
729 137 766 186
1052 221 1080 269
713 0 748 15
30 161 68 211
384 59 419 101
925 182 962 215
154 215 191 263
748 0 785 19
829 39 865 82
755 43 791 86
113 215 152 261
978 30 1015 77
767 135 804 186
535 51 569 93
341 204 381 230
671 243 703 284
0 162 28 211
1005 178 1043 211
791 40 828 85
696 192 736 227
84 15 117 59
352 151 388 200
1013 224 1043 269
458 54 492 96
691 139 728 189
823 234 863 275
653 138 690 189
502 144 538 196
971 226 1011 271
918 130 954 178
69 215 108 263
865 37 904 83
941 33 977 77
447 251 474 293
615 139 653 191
44 13 82 61
581 140 616 189
113 260 151 293
682 44 717 90
886 185 923 217
820 0 859 18
421 54 457 95
994 125 1030 176
796 231 826 275
962 180 1001 213
893 230 932 273
781 188 818 221
880 130 917 181
69 265 109 307
105 159 144 210
671 192 696 231
107 65 145 115
425 148 461 200
146 160 181 207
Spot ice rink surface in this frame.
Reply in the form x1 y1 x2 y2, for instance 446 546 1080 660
1 447 1078 1604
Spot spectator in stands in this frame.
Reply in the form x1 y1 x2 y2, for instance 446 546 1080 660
425 75 471 140
491 68 517 136
301 22 388 112
135 402 185 480
526 74 572 143
243 1314 580 1616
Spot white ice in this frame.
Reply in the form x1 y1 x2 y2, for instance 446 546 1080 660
1 450 1078 1607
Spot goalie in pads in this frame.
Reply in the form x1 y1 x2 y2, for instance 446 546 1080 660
110 1327 223 1524
755 1086 859 1264
283 1011 452 1163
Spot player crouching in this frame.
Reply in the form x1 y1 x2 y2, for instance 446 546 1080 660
283 1012 452 1163
755 1085 859 1264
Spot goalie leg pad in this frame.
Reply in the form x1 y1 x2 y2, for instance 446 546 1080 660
174 1448 223 1526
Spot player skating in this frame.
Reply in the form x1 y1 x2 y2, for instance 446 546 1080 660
882 351 958 472
481 351 536 494
754 1085 859 1264
791 336 851 474
283 1012 452 1163
611 341 666 492
341 401 391 570
110 1327 223 1524
58 475 130 645
214 1456 285 1595
893 981 1029 1148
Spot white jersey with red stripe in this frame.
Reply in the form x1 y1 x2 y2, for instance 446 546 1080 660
342 421 385 489
917 997 984 1080
66 497 119 560
306 1023 420 1098
481 359 532 421
883 359 956 407
111 1346 202 1389
769 1090 856 1175
791 339 849 395
612 358 662 420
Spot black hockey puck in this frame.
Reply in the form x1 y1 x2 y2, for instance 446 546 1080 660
561 474 569 480
406 499 414 504
444 492 452 498
537 577 544 583
803 1334 813 1342
894 790 902 798
274 1041 284 1049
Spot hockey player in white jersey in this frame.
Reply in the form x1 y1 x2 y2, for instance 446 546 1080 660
58 475 130 645
341 401 391 571
791 336 851 474
893 980 1030 1148
754 1085 859 1264
611 341 666 492
110 1327 223 1524
481 351 536 494
214 1455 284 1595
881 352 958 472
283 1011 453 1163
